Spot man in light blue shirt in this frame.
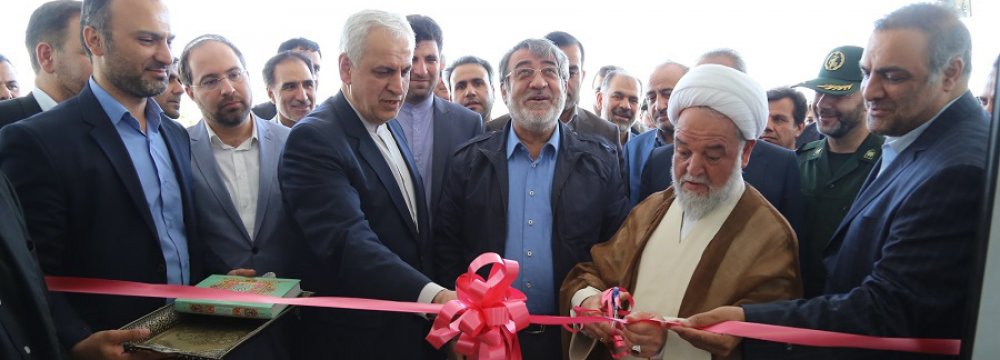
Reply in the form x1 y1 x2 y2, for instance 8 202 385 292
434 38 628 360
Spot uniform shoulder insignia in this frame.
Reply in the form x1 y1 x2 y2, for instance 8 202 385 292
863 149 877 161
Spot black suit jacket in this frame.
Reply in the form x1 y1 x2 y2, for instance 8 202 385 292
638 139 804 233
433 121 629 310
0 92 43 129
0 83 203 349
0 171 63 360
279 92 436 359
743 93 988 359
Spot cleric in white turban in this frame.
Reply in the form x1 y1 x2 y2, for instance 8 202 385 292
560 63 802 360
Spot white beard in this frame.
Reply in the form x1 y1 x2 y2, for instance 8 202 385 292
671 149 745 221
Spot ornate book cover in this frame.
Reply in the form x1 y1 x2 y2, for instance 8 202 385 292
174 275 301 319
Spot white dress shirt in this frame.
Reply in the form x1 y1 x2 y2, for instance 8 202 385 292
204 118 260 239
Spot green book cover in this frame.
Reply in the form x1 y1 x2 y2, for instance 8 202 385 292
175 275 301 319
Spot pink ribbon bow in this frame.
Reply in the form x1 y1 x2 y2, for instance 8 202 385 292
426 253 530 360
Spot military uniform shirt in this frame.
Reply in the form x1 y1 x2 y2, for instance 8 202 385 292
796 133 884 297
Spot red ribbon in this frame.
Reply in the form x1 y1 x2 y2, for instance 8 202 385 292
425 253 529 360
43 252 962 357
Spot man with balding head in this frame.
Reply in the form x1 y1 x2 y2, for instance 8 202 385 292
561 64 800 360
680 4 989 359
0 0 92 127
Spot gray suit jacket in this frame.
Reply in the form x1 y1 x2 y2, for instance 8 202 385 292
188 116 303 278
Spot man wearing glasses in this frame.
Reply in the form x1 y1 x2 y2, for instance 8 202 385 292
434 38 629 360
180 34 303 358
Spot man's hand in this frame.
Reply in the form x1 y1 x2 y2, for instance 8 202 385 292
579 294 616 344
622 311 667 358
671 306 744 357
70 328 170 360
226 268 256 277
432 289 457 304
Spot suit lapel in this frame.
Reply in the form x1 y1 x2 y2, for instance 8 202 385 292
430 98 449 208
336 94 420 238
190 121 250 242
253 117 277 241
81 87 159 239
389 119 427 237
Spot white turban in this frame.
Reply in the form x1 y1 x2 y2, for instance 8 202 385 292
667 64 768 140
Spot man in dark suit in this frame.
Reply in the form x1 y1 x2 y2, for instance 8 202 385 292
639 138 804 232
677 4 988 359
0 0 91 128
434 38 629 360
0 0 203 358
0 170 63 359
398 15 483 216
278 10 455 359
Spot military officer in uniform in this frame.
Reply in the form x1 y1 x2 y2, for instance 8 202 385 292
794 46 884 297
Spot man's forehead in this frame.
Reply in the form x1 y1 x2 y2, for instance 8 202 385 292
557 44 581 66
511 49 556 67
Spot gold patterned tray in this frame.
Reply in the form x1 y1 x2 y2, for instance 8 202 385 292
119 294 306 360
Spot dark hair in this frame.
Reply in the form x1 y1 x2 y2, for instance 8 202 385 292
263 51 313 88
767 87 808 126
179 34 247 85
79 0 112 57
445 55 493 90
545 31 584 65
277 37 321 57
698 48 747 73
875 3 972 77
406 14 443 52
26 1 83 73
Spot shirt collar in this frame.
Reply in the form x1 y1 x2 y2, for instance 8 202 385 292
401 94 434 115
89 77 164 132
205 114 259 150
883 95 961 156
32 89 58 112
506 122 561 159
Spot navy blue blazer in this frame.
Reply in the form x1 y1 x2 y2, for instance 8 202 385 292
0 92 43 129
278 92 436 359
0 83 203 349
742 93 989 359
638 139 804 233
433 121 629 311
422 97 483 214
0 171 63 360
623 129 663 205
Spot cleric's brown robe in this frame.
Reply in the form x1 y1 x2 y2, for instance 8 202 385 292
558 184 803 360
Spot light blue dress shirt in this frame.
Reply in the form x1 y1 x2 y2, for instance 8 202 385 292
397 95 435 205
505 124 560 315
90 78 190 285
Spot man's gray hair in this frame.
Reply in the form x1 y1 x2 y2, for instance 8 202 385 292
875 3 972 78
498 38 570 87
697 48 747 73
340 10 414 64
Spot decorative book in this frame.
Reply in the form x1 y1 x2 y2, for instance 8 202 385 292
174 275 302 319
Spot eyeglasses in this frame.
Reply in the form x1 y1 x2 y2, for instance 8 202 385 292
505 67 561 82
193 69 248 91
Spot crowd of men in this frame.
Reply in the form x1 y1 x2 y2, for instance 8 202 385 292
0 0 996 359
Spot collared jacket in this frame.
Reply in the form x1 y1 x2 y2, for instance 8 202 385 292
433 121 629 312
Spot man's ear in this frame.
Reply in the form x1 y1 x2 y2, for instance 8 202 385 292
36 42 56 74
940 56 965 92
82 26 104 57
741 139 756 168
339 53 352 85
595 91 604 114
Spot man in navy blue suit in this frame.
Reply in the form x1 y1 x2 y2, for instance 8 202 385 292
0 0 203 358
676 4 988 359
397 14 483 217
278 10 455 359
